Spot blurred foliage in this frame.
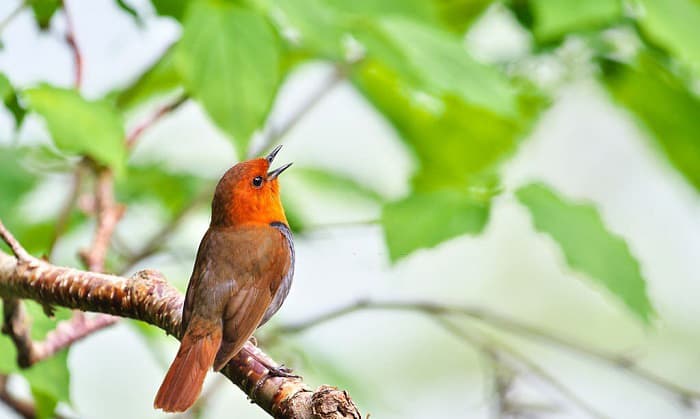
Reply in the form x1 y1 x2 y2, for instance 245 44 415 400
176 0 281 156
516 183 655 323
0 73 25 129
28 0 60 30
1 0 700 414
0 301 73 418
601 53 700 192
382 190 490 261
24 85 126 174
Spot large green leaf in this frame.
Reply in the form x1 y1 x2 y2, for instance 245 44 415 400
176 1 281 157
601 54 700 192
382 190 489 262
355 61 545 191
116 47 181 110
529 0 622 42
516 183 654 323
24 86 126 173
635 0 700 74
356 16 517 116
0 73 26 129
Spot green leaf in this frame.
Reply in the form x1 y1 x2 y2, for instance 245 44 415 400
29 0 61 30
601 54 700 192
32 387 58 419
151 0 189 20
258 0 345 59
115 164 206 216
0 73 26 129
635 0 700 74
382 190 489 262
116 47 182 110
358 16 517 116
176 1 281 157
24 85 126 173
354 61 545 190
22 351 71 408
529 0 622 42
516 183 655 323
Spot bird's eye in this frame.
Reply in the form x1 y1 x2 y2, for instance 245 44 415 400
252 176 264 188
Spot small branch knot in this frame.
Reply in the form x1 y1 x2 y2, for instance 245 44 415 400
311 385 361 419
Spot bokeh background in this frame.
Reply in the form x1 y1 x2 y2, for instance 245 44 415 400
0 0 699 418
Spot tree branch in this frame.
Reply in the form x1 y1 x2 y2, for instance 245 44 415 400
275 299 700 406
125 94 188 150
0 374 35 419
61 0 82 89
0 224 361 418
79 169 124 273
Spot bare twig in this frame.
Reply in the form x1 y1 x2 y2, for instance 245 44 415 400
248 65 348 158
0 220 30 262
0 374 35 419
126 94 188 150
79 169 125 273
2 297 117 368
1 298 34 368
435 318 611 419
0 1 25 36
276 299 700 404
61 0 82 88
0 226 362 418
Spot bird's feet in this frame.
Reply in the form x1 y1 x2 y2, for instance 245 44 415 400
266 363 300 379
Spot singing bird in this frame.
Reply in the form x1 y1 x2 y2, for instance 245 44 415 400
154 145 295 412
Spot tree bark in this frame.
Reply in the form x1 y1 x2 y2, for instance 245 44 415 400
0 251 361 419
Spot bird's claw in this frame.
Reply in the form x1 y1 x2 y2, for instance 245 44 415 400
267 364 301 379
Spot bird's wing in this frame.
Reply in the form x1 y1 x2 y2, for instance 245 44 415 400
181 229 214 336
184 225 290 371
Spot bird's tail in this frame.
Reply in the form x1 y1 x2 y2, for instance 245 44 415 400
153 325 222 412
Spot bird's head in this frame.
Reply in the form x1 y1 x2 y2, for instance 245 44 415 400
211 145 292 227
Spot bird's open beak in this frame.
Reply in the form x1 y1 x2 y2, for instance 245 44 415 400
267 162 293 180
265 145 292 180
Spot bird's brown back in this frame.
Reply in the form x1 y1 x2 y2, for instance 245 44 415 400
182 224 291 370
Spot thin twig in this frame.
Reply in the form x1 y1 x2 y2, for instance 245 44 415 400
0 374 35 419
48 164 84 260
0 1 25 36
2 297 117 368
248 65 348 158
276 299 700 403
0 219 31 261
117 185 211 275
79 168 125 273
126 94 188 150
61 0 82 89
434 318 611 419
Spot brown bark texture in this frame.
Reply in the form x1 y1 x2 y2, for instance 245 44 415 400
0 251 361 419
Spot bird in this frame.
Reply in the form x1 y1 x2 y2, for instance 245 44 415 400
153 145 295 413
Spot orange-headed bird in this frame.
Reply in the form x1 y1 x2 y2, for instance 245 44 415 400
154 145 295 412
